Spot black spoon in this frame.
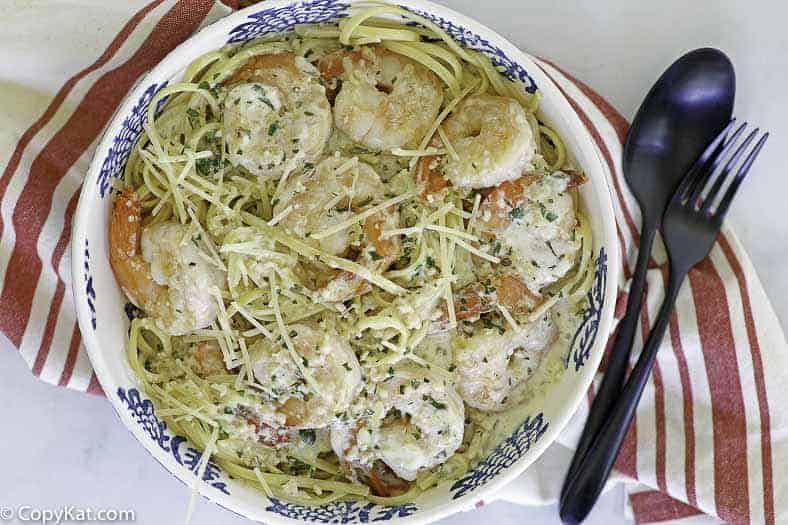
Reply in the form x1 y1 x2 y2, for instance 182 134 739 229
559 48 735 515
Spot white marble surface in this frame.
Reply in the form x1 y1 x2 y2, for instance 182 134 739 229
1 0 786 524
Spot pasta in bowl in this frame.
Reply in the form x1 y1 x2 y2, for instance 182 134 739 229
72 1 619 523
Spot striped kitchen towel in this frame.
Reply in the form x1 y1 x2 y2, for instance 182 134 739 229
0 1 784 523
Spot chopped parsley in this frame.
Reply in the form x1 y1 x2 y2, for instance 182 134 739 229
186 108 200 129
298 429 316 445
508 206 524 220
546 240 558 257
252 84 275 110
425 395 447 410
196 157 218 177
539 202 558 221
268 121 280 136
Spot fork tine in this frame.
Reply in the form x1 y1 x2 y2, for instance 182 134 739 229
714 132 769 221
701 128 760 214
685 121 748 205
672 119 737 203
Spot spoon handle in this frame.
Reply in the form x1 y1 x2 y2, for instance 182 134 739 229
559 269 684 524
560 223 656 504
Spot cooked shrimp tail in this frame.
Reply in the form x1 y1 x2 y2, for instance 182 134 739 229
109 188 166 312
440 272 541 328
109 188 225 335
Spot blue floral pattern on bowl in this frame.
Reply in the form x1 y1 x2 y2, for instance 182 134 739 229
96 82 167 199
566 248 608 371
82 239 96 330
449 413 549 499
227 0 349 43
117 388 230 495
401 7 538 93
266 499 418 523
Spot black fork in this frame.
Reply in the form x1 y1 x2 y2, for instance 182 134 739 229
559 120 768 524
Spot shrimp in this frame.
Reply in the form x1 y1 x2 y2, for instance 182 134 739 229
222 52 332 178
352 459 413 498
435 272 541 330
330 364 465 490
227 403 293 448
453 313 556 411
248 323 363 429
318 45 443 151
109 189 225 336
415 137 450 203
478 170 584 294
274 155 401 302
416 95 536 194
188 340 227 377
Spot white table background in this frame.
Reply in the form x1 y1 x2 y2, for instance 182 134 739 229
1 0 786 523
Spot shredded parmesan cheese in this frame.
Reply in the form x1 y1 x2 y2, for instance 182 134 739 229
210 287 239 366
452 237 500 263
437 125 459 161
240 212 406 296
267 205 293 226
391 147 447 157
497 303 520 331
184 426 219 525
268 271 325 399
310 192 414 240
254 467 275 498
231 301 275 340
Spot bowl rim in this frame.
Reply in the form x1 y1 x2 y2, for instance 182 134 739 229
71 0 620 523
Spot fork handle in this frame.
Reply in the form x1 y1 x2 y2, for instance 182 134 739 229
559 270 685 525
560 224 657 504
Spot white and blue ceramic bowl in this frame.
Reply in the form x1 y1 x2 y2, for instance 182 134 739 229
71 1 619 522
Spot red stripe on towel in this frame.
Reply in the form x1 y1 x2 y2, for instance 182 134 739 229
688 258 750 523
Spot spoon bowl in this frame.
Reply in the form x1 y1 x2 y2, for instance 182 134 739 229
624 48 736 221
